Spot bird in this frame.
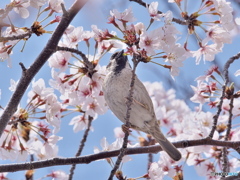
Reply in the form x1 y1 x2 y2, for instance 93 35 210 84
103 50 182 161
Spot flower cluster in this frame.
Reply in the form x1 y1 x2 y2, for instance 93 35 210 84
143 82 240 180
49 25 109 132
0 0 239 179
107 5 190 77
0 0 63 66
0 78 62 162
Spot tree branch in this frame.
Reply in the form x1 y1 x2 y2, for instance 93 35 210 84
68 116 93 180
0 31 32 42
0 0 89 137
0 138 239 173
208 52 240 138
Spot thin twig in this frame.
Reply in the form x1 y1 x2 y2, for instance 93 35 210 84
208 87 226 138
208 52 240 138
222 90 235 178
147 153 153 171
56 46 94 72
68 116 93 180
19 62 27 72
0 138 240 173
225 92 235 141
108 55 139 180
0 0 89 137
0 31 32 42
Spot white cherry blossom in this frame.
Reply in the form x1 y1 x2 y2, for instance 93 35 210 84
146 2 163 21
110 7 136 22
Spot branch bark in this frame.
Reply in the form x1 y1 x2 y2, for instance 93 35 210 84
0 0 88 137
0 138 239 173
68 116 93 180
208 52 240 138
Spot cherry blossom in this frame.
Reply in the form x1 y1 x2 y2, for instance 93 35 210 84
0 0 239 179
3 27 27 46
192 39 221 65
49 51 71 72
47 170 69 180
30 0 47 8
146 2 163 21
91 25 115 43
110 7 136 23
163 43 189 77
48 0 64 13
190 85 210 110
0 43 12 67
81 97 106 118
9 79 19 92
139 28 163 55
63 26 84 47
94 137 137 163
235 69 240 76
0 173 8 180
69 114 92 133
114 127 125 138
212 0 235 31
148 151 180 180
27 78 54 104
148 162 164 180
236 17 240 25
10 0 30 18
207 25 232 45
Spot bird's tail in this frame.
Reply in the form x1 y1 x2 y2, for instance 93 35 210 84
152 127 182 161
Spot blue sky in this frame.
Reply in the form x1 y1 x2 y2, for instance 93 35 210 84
0 0 240 179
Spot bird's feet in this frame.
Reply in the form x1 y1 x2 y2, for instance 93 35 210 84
121 124 132 134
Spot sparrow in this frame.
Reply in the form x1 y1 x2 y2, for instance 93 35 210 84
103 50 181 161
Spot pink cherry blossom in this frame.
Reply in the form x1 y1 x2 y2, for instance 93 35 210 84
110 7 136 23
192 39 221 65
0 173 8 180
69 114 92 133
47 170 69 180
48 0 64 13
49 51 71 72
82 97 106 118
163 43 189 77
190 85 210 110
235 69 240 76
146 2 163 21
11 0 30 18
30 0 47 8
212 0 235 31
9 79 19 92
207 25 232 44
148 162 164 180
139 28 163 55
63 26 84 47
114 127 125 138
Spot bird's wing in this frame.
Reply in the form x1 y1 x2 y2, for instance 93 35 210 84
132 76 156 119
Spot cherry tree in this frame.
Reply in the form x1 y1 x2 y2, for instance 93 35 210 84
0 0 240 179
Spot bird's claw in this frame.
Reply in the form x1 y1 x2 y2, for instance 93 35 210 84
121 124 132 134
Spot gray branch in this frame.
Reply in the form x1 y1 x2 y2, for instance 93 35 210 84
0 138 239 173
